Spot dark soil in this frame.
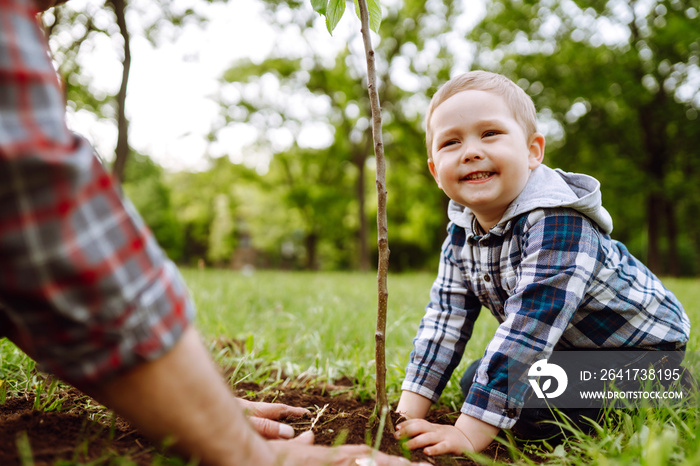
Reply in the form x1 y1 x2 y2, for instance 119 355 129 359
0 387 155 465
232 379 512 465
0 380 512 465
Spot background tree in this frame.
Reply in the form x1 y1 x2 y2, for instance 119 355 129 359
44 0 220 184
168 157 256 266
218 51 367 270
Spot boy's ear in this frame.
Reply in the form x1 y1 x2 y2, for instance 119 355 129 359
527 132 545 169
428 158 443 189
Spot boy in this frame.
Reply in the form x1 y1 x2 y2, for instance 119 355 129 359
394 71 691 456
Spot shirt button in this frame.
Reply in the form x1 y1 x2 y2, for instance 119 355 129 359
483 274 491 282
506 409 517 419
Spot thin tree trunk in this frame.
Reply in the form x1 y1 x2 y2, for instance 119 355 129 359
354 136 372 271
356 0 390 424
305 232 318 271
109 0 131 186
646 194 662 273
665 198 680 276
638 93 667 275
695 230 700 276
356 153 369 271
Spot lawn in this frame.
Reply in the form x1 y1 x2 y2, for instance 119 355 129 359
1 269 699 464
187 269 497 405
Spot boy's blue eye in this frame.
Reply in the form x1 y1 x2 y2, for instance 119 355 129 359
483 130 500 138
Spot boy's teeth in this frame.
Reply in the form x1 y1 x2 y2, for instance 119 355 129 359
465 172 492 180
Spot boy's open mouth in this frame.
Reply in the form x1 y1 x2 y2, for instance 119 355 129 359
462 171 494 181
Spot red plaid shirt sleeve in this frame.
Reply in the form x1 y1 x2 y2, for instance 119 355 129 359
0 0 194 384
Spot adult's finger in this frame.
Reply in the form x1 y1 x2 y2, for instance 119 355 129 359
269 439 430 466
266 403 311 419
292 430 315 445
249 416 296 439
240 399 311 420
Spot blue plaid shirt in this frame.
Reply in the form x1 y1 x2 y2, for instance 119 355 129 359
402 166 690 429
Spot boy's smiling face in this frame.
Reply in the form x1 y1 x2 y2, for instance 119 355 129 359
428 89 544 231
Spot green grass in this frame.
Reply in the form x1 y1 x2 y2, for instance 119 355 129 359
182 270 700 465
1 270 699 464
185 268 498 405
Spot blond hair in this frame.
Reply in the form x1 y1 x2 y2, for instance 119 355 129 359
425 71 538 159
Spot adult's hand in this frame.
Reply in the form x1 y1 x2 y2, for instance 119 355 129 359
84 326 430 465
270 431 431 466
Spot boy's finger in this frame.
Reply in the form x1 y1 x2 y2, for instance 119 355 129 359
423 441 455 457
394 419 433 438
403 432 440 451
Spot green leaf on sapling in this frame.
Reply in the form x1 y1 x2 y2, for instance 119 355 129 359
310 0 327 16
325 0 346 34
353 0 382 33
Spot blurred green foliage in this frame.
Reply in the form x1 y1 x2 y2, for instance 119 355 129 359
51 0 700 274
122 154 185 261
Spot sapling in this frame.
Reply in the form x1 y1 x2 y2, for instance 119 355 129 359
309 0 391 426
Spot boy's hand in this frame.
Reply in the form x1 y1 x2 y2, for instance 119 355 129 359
394 419 474 456
394 414 498 456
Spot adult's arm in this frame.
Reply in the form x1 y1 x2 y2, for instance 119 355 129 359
84 326 271 464
86 326 426 466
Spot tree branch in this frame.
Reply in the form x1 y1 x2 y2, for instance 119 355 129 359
108 0 132 187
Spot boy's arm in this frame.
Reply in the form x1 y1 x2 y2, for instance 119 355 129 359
461 211 604 430
396 391 433 419
395 413 498 455
402 234 482 409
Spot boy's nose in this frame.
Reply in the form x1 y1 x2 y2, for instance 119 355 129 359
461 144 484 163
